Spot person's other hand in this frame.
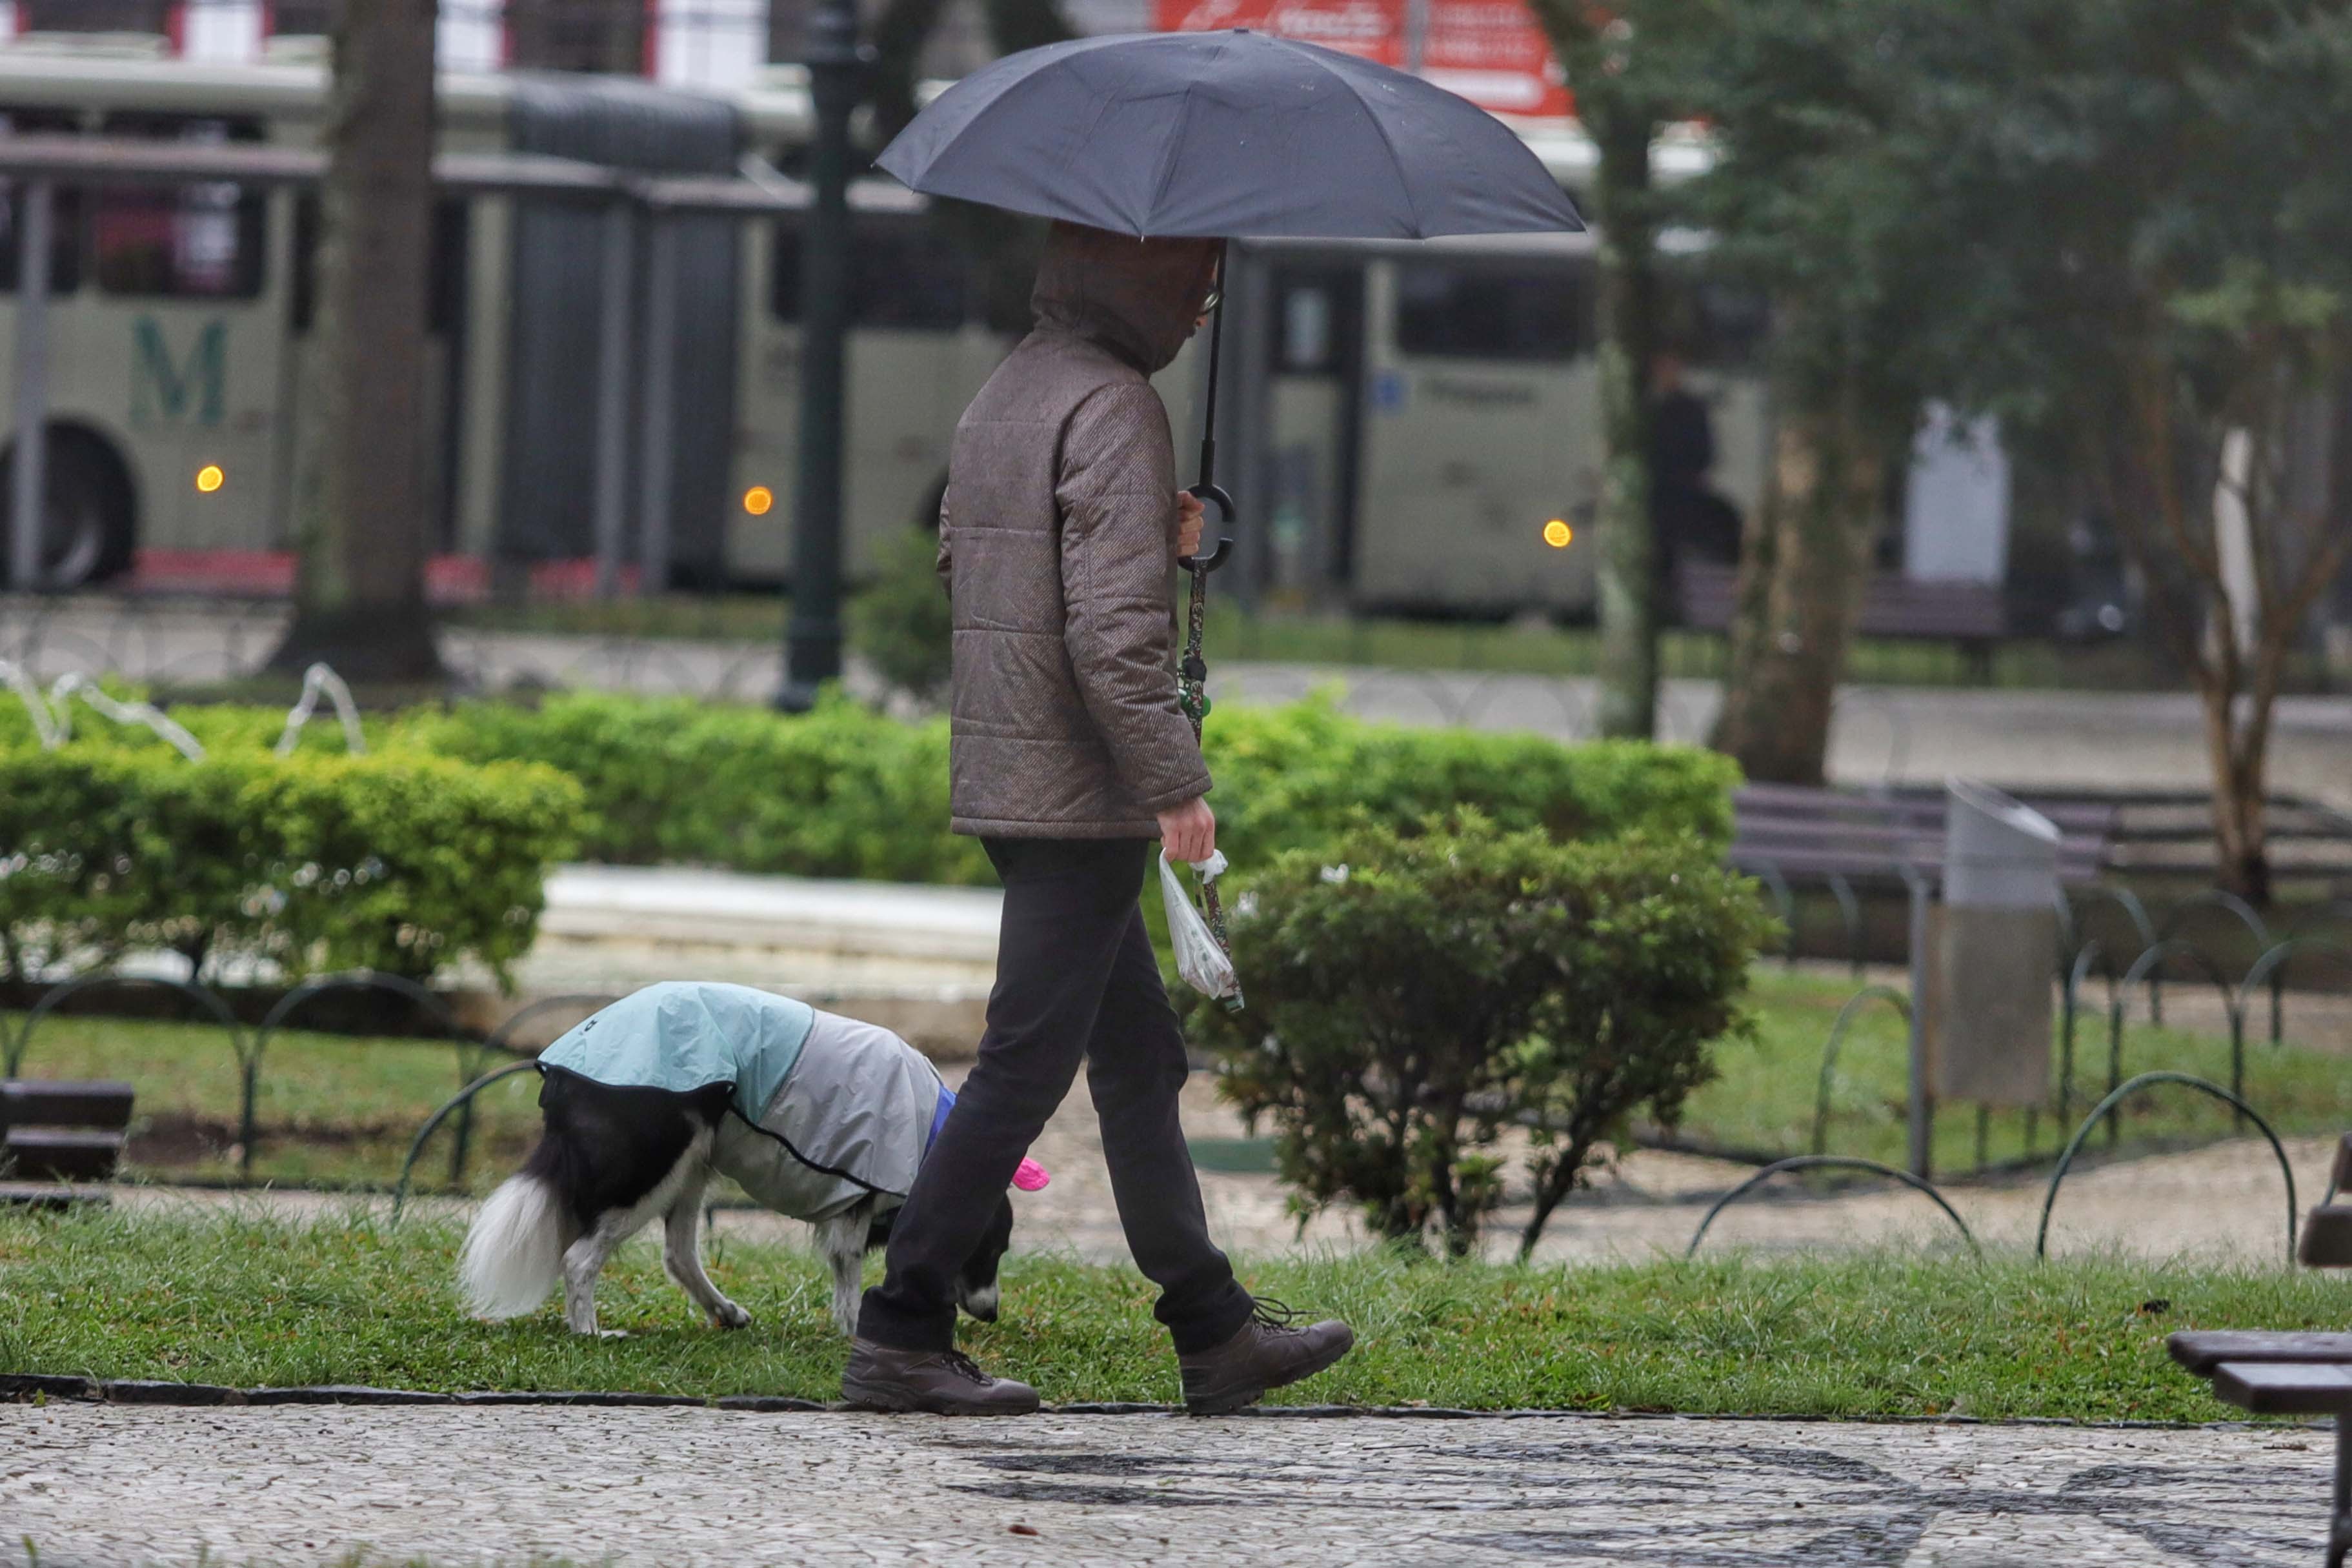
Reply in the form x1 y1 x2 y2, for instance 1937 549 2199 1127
1176 490 1205 560
1158 796 1216 863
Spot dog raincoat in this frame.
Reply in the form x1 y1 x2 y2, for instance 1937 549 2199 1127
537 981 947 1221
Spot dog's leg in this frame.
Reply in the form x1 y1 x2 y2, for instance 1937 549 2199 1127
561 1221 626 1336
563 1132 713 1336
815 1206 871 1338
663 1167 751 1329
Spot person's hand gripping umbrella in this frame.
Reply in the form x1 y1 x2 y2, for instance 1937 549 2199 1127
877 30 1585 1000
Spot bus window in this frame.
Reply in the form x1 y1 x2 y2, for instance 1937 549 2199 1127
19 0 170 26
1394 264 1583 361
0 108 85 296
772 220 969 330
90 116 266 301
265 0 333 33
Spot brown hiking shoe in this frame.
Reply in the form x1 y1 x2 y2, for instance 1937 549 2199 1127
841 1340 1040 1416
1178 1299 1355 1415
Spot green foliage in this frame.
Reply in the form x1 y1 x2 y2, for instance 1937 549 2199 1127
0 745 581 987
849 526 954 703
399 689 1734 883
1189 818 1774 1258
1190 694 1737 868
397 690 993 885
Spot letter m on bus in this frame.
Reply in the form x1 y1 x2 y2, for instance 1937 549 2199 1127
131 317 226 429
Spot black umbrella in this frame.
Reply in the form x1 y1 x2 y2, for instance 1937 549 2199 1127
878 30 1583 996
877 28 1584 245
878 30 1581 558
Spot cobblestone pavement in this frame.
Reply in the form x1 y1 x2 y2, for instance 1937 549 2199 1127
0 1402 2333 1567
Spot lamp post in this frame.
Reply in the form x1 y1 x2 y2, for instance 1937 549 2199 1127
776 0 869 712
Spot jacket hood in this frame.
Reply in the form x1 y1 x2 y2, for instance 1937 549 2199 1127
1030 222 1220 375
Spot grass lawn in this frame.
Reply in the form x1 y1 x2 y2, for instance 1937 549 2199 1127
2 1205 2346 1420
1685 968 2352 1176
10 967 2345 1192
5 1011 542 1191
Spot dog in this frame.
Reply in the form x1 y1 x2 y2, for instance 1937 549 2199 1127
457 981 1038 1337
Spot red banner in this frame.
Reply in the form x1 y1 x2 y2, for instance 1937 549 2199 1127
1153 0 1571 119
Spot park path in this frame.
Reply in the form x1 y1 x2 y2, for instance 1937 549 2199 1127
1 1401 2333 1567
121 1065 2338 1268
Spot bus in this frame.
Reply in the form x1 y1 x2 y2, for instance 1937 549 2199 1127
0 34 1792 619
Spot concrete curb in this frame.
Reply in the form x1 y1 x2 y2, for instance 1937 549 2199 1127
0 1374 2284 1429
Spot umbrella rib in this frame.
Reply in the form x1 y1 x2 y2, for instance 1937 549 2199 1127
1143 76 1207 236
1319 56 1427 237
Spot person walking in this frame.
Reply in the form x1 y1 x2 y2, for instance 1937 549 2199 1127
1648 348 1744 614
842 221 1355 1416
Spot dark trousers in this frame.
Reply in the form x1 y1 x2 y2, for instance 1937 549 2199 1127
856 836 1254 1355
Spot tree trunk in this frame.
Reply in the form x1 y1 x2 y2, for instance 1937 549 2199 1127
1711 385 1884 783
869 0 953 142
1589 107 1662 740
269 0 446 685
2203 687 2273 904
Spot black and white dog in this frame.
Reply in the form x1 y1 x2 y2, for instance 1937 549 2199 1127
457 982 1032 1337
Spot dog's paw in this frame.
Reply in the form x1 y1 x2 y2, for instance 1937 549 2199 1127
710 1301 754 1331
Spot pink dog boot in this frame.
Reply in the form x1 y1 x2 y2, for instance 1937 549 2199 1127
1012 1158 1050 1192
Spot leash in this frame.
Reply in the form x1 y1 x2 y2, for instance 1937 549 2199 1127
1177 557 1242 1012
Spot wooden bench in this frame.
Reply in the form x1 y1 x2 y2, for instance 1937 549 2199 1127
1674 562 2008 681
2171 1133 2352 1565
1733 783 2113 889
1729 783 2115 964
1 1079 135 1208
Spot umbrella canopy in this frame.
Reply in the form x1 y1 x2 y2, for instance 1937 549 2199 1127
876 29 1583 241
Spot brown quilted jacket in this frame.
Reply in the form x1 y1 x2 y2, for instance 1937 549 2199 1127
934 224 1220 839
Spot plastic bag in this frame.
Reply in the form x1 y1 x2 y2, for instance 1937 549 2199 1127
1159 849 1240 1003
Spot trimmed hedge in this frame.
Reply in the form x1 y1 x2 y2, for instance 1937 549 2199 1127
0 746 583 987
397 692 992 885
0 683 1733 984
399 690 1737 881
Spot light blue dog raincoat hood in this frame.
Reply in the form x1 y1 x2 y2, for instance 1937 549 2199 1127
538 981 946 1221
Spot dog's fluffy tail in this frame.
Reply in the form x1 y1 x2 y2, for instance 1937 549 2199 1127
459 1172 567 1320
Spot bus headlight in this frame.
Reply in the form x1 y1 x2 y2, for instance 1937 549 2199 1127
1542 518 1573 548
196 464 225 494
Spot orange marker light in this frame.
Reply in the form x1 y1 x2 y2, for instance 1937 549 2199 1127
743 485 775 516
196 464 225 494
1542 518 1573 548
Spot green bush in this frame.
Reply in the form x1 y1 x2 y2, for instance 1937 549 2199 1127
1188 818 1774 1258
0 747 583 987
850 527 954 703
0 687 388 758
397 690 994 885
1202 695 1737 869
398 689 1734 883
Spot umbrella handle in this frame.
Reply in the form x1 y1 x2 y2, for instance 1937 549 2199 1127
1181 483 1234 572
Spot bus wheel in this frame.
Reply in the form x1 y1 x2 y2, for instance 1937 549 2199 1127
0 431 135 590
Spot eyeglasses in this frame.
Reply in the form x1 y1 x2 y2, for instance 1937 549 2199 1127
1200 285 1222 316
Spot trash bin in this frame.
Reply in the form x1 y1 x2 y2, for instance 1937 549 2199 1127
1927 778 2060 1107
